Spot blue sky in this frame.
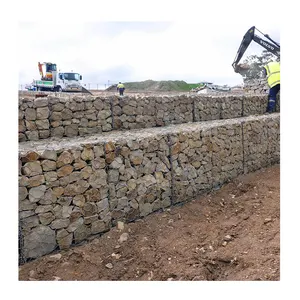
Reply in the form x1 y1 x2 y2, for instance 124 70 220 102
18 21 280 89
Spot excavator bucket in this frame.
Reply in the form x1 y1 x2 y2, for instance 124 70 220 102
234 63 250 75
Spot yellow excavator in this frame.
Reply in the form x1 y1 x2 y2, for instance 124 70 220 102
38 62 56 81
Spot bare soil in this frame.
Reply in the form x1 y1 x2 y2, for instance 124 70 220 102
19 164 280 281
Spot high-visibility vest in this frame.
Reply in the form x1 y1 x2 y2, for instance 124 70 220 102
117 83 124 89
264 62 280 88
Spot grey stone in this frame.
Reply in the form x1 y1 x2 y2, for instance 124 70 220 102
83 202 97 216
44 171 58 183
64 180 89 196
51 126 64 137
25 108 36 120
28 185 47 203
108 169 119 183
50 218 70 230
36 107 50 120
89 169 107 188
39 212 55 225
19 210 35 219
94 145 105 157
23 225 56 259
22 161 42 177
19 200 37 211
41 150 57 161
56 229 73 250
67 217 84 232
19 186 28 201
65 124 79 137
91 220 106 234
57 151 74 167
73 195 85 207
25 130 39 141
41 160 56 171
110 157 123 169
33 98 48 108
97 198 109 212
74 224 91 243
35 205 53 214
35 119 50 130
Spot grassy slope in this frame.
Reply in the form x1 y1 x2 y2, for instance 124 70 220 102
122 80 200 91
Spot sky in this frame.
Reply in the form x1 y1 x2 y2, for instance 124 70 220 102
18 21 280 89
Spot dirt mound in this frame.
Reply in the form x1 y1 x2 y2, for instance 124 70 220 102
19 164 280 281
105 80 199 92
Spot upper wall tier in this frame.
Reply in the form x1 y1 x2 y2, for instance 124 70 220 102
19 94 280 142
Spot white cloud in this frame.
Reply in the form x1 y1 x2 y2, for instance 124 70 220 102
18 21 280 88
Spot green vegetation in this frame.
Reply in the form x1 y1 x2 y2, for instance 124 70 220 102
120 80 201 91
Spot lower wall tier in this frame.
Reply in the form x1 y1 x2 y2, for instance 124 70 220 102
19 114 280 261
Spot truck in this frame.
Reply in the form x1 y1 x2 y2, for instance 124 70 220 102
33 62 92 94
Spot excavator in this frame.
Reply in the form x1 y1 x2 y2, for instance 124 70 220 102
232 26 280 74
38 62 56 81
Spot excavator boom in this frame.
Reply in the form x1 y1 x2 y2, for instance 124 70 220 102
38 62 44 78
232 26 280 72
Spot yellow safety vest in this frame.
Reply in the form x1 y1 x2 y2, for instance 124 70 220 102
264 62 280 88
117 83 124 89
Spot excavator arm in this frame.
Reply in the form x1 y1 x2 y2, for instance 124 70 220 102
232 26 280 73
38 62 44 79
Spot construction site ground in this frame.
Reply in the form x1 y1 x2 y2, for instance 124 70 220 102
19 164 280 281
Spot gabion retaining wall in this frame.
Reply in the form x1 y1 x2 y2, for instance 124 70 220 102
19 94 280 142
19 114 280 261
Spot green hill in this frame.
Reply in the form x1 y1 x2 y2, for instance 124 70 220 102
106 80 201 92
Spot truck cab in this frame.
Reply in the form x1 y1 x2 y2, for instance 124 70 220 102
57 72 83 92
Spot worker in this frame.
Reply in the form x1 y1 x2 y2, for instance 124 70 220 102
117 82 125 96
264 61 280 113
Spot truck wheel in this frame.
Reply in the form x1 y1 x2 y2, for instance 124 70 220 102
57 86 62 92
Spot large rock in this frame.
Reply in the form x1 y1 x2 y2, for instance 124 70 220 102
41 150 57 161
36 107 50 120
64 180 90 196
57 165 74 177
23 225 56 259
130 150 144 165
28 175 45 187
74 224 91 243
33 98 49 108
25 108 36 120
41 160 57 171
35 119 50 130
57 151 74 167
22 161 42 177
57 231 73 250
89 169 107 188
28 185 47 202
91 220 106 234
21 151 40 162
19 186 28 201
38 212 55 225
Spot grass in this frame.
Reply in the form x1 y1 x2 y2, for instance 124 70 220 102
122 80 202 92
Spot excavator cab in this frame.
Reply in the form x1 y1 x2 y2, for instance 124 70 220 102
38 62 57 81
